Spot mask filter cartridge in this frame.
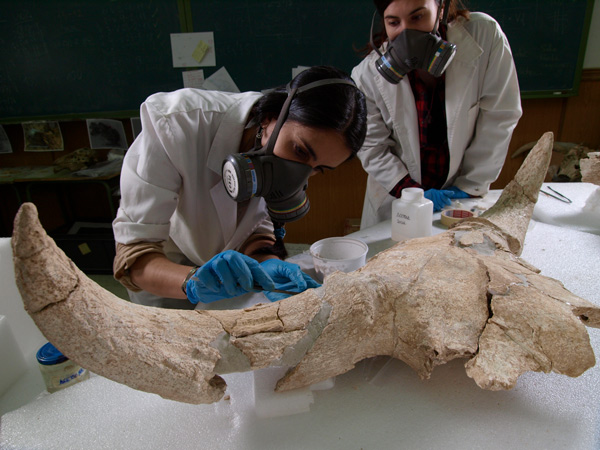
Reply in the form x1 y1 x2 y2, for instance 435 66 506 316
222 152 313 222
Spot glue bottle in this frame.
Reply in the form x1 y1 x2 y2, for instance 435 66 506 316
391 188 434 242
36 342 89 393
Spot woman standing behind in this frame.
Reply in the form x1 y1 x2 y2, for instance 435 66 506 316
352 0 522 228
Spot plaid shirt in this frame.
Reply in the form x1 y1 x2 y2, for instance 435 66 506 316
389 32 451 198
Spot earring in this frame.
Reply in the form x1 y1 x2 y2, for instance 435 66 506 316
256 127 263 140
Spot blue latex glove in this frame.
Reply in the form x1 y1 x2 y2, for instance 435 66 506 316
186 250 275 304
446 186 470 199
259 259 321 302
424 188 454 212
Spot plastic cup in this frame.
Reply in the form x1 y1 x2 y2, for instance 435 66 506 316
309 237 368 281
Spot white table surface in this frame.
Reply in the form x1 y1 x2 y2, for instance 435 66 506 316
1 184 599 449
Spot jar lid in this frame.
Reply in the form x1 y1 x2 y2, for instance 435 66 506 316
36 342 69 365
401 187 424 202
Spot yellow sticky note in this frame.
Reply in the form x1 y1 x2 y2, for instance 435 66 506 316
192 40 210 63
78 243 91 256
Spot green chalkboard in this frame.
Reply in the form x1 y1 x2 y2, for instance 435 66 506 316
0 0 594 122
0 0 183 122
191 0 594 98
469 0 594 98
187 0 374 92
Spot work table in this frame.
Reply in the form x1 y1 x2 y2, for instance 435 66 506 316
1 183 599 449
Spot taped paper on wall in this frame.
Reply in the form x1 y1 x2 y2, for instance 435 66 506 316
170 32 216 68
202 67 239 93
182 70 205 89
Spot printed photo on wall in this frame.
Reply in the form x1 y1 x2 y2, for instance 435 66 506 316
130 117 142 140
0 125 12 154
86 119 127 150
22 121 64 152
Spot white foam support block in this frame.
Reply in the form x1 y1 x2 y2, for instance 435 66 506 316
253 367 314 418
520 220 600 307
0 238 46 360
0 316 28 396
533 182 600 235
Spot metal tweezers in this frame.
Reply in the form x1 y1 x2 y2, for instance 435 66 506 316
540 186 572 203
253 282 298 296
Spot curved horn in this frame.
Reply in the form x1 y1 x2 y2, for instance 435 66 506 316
464 131 553 255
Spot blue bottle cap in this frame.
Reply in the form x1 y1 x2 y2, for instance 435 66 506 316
36 342 69 365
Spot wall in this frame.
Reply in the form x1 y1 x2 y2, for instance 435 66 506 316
1 2 599 241
493 69 600 190
584 0 600 68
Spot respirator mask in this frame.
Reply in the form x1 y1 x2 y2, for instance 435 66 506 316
222 77 356 223
372 0 456 84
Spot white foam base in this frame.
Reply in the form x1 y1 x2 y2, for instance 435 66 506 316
0 316 27 396
0 239 47 358
253 367 314 418
2 185 600 449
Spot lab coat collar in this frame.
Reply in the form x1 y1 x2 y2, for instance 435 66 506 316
373 63 421 182
206 92 262 245
445 19 483 151
447 18 483 69
206 91 263 175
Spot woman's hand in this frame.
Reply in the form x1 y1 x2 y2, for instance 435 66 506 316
186 250 274 304
424 187 470 211
424 188 454 211
259 259 321 302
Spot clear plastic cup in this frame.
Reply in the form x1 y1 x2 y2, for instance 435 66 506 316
310 237 368 281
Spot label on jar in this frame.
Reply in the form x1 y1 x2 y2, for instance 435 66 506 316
39 360 90 393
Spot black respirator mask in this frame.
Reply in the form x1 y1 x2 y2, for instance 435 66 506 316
372 0 456 84
222 77 356 223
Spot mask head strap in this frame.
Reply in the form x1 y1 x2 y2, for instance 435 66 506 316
264 77 357 156
370 10 384 58
441 0 451 26
433 0 451 34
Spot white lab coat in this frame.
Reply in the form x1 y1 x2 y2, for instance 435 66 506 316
113 88 273 305
352 12 522 228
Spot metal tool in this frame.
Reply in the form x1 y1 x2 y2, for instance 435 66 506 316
252 282 298 296
541 186 572 203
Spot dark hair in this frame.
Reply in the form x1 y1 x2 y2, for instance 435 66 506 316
252 66 367 158
366 0 470 52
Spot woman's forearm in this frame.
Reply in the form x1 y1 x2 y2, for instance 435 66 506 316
129 252 193 300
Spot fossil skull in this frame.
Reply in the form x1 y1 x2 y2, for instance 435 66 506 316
12 132 600 404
